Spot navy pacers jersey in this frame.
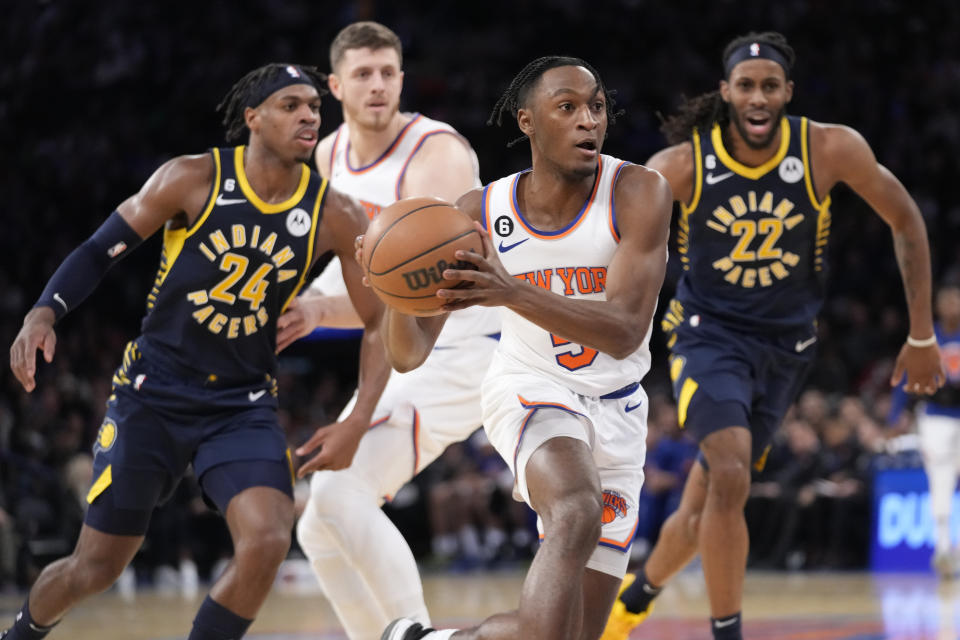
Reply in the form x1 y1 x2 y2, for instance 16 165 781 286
674 116 832 330
140 146 326 381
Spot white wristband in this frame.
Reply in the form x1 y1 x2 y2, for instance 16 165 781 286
907 334 937 348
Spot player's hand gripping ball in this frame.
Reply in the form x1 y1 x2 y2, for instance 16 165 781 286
361 197 483 316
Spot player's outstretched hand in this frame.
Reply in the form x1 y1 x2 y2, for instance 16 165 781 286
276 295 329 353
294 415 367 476
437 222 516 310
354 235 369 287
891 340 946 395
10 307 58 393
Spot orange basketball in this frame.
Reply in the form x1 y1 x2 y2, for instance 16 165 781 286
362 197 482 316
602 505 616 524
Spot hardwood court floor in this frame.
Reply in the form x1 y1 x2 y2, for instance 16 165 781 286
2 567 958 639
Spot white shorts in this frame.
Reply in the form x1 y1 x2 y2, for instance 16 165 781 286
481 367 648 577
918 411 960 467
334 333 497 501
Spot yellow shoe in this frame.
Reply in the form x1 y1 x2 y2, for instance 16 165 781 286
600 573 655 640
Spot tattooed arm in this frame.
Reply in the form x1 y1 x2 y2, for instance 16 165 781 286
813 122 943 394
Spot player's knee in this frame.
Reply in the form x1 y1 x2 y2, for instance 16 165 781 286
707 462 751 510
69 551 129 595
295 500 337 557
542 488 603 547
236 522 291 569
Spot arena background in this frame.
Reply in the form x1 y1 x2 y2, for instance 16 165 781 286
2 0 960 614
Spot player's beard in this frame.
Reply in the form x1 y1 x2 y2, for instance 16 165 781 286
729 103 786 150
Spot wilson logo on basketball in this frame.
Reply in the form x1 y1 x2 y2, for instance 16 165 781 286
402 259 472 291
601 490 628 524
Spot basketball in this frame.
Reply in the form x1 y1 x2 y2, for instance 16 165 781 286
362 197 483 316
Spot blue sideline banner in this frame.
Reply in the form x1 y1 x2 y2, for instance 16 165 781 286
872 467 960 572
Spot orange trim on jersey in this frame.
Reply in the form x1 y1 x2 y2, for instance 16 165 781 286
608 160 629 242
598 516 640 551
517 395 583 414
411 407 421 476
394 129 464 200
513 408 538 472
513 395 587 471
369 415 390 429
345 114 422 175
235 146 310 213
539 516 639 552
482 183 493 232
328 126 343 176
510 157 604 240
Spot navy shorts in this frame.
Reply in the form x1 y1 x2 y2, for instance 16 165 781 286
664 306 815 468
84 341 294 535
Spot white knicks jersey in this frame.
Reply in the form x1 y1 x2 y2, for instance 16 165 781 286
312 113 498 345
481 155 652 397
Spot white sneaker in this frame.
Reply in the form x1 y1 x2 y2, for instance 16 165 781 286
381 618 455 640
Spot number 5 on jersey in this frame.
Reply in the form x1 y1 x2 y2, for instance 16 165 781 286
550 333 598 371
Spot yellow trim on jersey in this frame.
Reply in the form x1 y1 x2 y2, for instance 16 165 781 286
149 147 222 306
681 129 703 215
677 378 699 427
711 117 790 180
86 464 112 504
235 146 310 214
285 449 296 488
280 178 328 312
754 444 772 472
800 117 832 213
185 147 222 238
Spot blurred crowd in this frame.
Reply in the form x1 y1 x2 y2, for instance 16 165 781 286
4 0 960 592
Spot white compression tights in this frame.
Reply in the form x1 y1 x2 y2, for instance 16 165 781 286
296 470 430 640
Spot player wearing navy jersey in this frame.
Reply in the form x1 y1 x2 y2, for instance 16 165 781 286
602 32 945 640
5 63 385 640
377 56 672 640
889 282 960 577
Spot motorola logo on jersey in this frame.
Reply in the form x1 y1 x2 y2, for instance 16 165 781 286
778 156 805 184
402 258 471 291
706 190 808 288
286 208 311 237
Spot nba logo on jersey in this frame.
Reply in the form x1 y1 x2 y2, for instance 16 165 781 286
750 43 760 56
285 65 301 78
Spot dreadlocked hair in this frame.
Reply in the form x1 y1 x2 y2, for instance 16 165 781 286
487 55 623 147
217 63 329 142
659 31 795 146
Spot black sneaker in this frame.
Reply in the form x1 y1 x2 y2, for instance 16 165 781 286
381 618 438 640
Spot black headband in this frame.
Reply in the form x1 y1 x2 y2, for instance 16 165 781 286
246 65 317 109
723 42 790 78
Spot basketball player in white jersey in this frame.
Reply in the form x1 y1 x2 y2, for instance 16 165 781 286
377 57 672 640
274 22 500 640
